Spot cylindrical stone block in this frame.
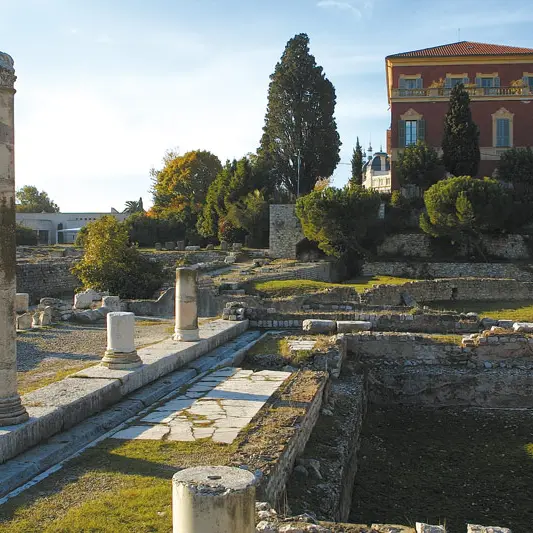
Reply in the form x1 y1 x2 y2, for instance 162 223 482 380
172 466 256 533
101 312 142 369
0 51 28 426
174 267 199 342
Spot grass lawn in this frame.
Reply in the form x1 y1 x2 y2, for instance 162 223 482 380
429 300 533 322
250 275 417 298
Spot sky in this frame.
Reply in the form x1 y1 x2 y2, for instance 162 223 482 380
3 0 533 212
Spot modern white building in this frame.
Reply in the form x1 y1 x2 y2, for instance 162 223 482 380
16 209 128 244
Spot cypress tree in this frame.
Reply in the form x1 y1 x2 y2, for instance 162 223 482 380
441 84 480 176
350 137 364 187
259 33 341 197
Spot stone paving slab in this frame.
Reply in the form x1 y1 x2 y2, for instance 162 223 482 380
112 368 291 444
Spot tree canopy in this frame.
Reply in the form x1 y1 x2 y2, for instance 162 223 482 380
123 197 144 214
420 176 512 254
151 150 222 217
441 84 480 177
16 185 59 213
259 33 341 197
349 138 364 187
396 141 442 189
295 185 381 260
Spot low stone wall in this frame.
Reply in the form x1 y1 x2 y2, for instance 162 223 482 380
361 278 533 305
16 260 81 303
246 260 342 285
377 232 532 260
362 261 533 281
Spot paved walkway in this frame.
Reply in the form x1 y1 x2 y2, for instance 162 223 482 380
112 368 291 444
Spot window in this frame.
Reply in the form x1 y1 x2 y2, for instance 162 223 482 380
450 78 465 87
495 118 510 147
404 78 418 89
405 121 418 146
398 76 423 93
480 78 494 88
475 74 500 95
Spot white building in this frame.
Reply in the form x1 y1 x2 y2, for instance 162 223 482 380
16 209 128 244
362 150 392 193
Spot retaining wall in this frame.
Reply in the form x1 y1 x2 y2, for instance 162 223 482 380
269 204 305 259
362 260 533 281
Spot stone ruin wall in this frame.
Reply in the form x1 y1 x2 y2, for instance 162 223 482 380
269 204 305 259
362 260 533 281
377 232 532 260
361 277 533 305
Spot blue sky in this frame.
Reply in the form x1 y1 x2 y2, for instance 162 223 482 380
4 0 533 212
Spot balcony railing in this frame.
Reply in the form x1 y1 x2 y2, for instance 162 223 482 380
392 86 533 98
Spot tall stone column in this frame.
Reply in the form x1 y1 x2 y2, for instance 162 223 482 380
0 52 28 426
173 267 199 341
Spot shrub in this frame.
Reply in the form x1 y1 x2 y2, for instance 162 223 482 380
15 224 38 245
124 212 187 247
396 142 442 189
420 176 512 256
72 216 164 298
295 185 381 261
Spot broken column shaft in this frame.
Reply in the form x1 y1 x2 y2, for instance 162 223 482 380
0 52 28 426
172 466 256 533
174 267 199 341
101 312 142 370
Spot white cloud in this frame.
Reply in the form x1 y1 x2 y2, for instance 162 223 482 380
317 0 374 18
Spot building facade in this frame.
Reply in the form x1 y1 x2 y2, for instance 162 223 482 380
386 41 533 188
16 210 128 245
362 149 392 192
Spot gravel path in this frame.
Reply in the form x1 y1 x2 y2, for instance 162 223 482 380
16 319 175 394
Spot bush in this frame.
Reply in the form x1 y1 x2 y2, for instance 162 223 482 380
15 224 38 245
396 142 443 189
72 216 164 298
420 176 513 256
124 213 187 247
295 185 381 262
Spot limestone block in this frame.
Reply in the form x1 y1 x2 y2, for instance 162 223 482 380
74 289 100 309
220 241 229 251
224 255 236 264
302 319 337 334
154 242 162 251
73 309 101 323
416 524 446 533
102 295 121 312
16 312 33 330
513 322 533 333
176 240 185 251
205 243 214 250
467 525 511 533
497 320 514 329
185 245 200 251
15 293 29 313
31 312 41 328
481 317 498 329
336 320 372 333
232 242 243 251
41 306 53 325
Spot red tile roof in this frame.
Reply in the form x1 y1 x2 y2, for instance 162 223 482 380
388 41 533 59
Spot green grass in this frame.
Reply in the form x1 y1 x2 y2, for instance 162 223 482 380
428 300 533 322
426 333 464 345
250 275 417 298
0 439 237 533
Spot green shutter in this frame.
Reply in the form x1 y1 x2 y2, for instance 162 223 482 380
444 77 452 89
398 120 406 148
399 78 406 89
475 77 481 87
417 119 426 142
463 77 469 85
416 77 423 89
494 76 500 87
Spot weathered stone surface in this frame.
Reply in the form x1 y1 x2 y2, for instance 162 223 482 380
74 289 101 309
164 241 175 251
416 524 445 533
185 245 201 251
467 525 511 533
16 312 33 330
14 293 29 313
176 240 185 251
205 243 214 250
40 306 52 325
102 295 121 311
513 322 533 332
269 204 305 259
302 319 337 334
497 320 514 329
154 242 162 251
232 242 243 252
220 241 229 251
224 255 236 264
336 321 372 333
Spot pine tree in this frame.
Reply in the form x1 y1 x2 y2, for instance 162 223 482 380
441 84 480 176
350 138 364 187
259 33 341 197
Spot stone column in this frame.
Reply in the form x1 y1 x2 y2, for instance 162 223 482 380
172 466 256 533
0 52 28 426
174 267 199 341
101 312 142 369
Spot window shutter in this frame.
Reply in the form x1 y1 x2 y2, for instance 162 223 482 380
398 120 406 148
475 77 481 87
416 77 423 89
503 119 510 146
417 119 426 142
494 76 500 87
523 76 529 87
444 77 452 89
463 77 469 85
399 78 406 89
